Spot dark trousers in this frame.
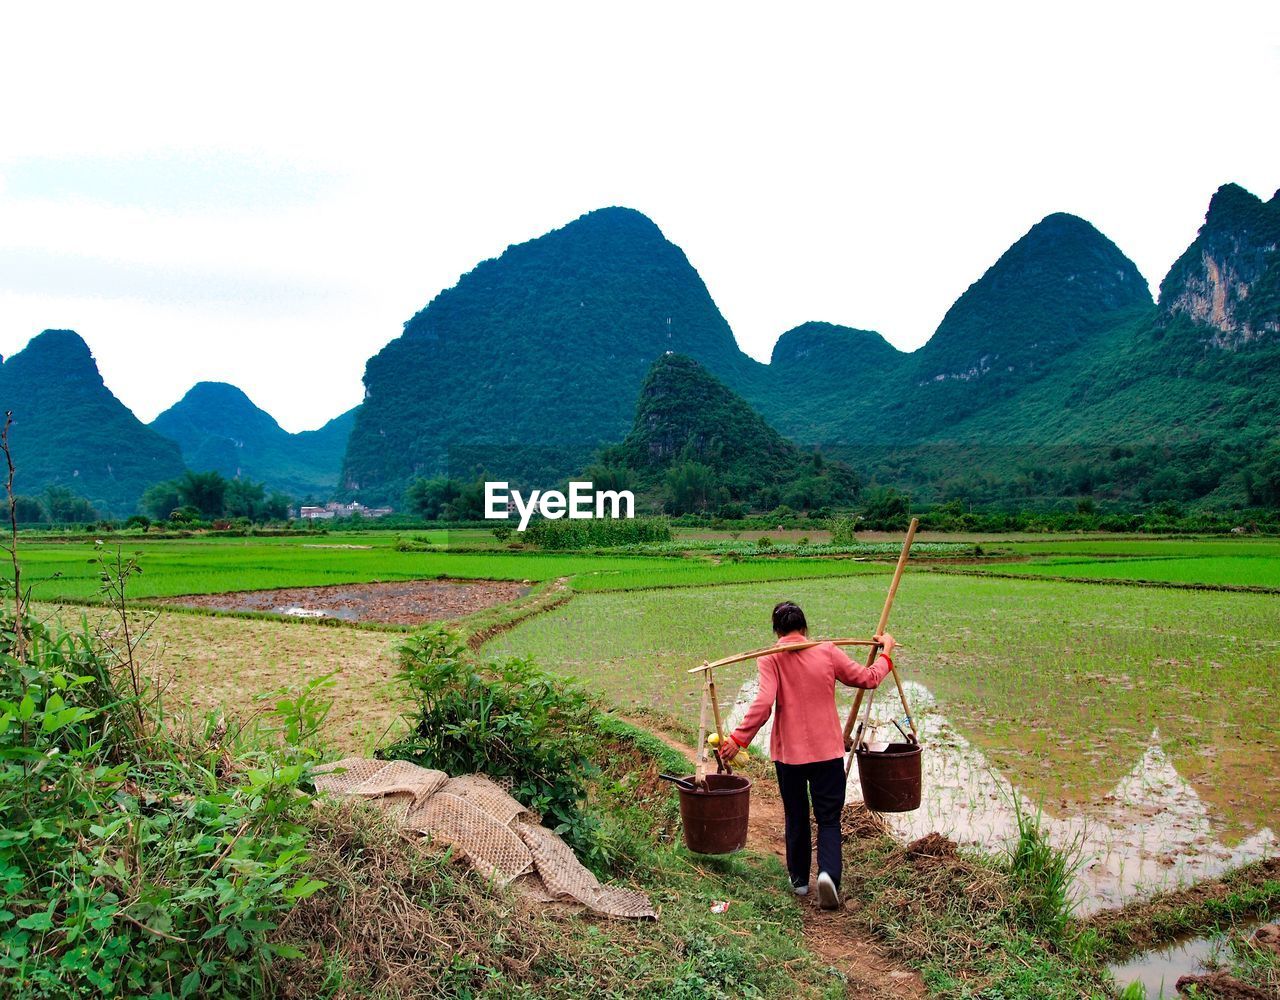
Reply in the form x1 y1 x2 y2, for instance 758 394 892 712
774 757 846 889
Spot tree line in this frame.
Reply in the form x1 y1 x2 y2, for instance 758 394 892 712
141 470 292 524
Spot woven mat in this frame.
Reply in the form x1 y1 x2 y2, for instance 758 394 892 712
315 757 656 920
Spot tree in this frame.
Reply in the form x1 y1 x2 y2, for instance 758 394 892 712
264 492 291 521
404 477 462 519
42 486 98 523
141 480 182 521
861 487 911 529
176 470 229 518
580 463 633 493
224 478 266 519
13 496 45 523
664 461 716 514
1244 441 1280 506
444 480 486 521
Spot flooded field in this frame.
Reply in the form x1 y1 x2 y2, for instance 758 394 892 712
724 678 1275 913
489 571 1280 911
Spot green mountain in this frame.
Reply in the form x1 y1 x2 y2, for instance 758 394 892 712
18 183 1265 516
607 353 858 512
1158 183 1280 348
770 321 903 377
150 382 355 498
344 199 1266 509
758 213 1152 445
851 186 1280 508
0 330 185 515
342 207 763 502
903 213 1152 428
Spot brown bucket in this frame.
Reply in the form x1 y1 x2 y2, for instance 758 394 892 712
677 773 752 854
855 742 922 812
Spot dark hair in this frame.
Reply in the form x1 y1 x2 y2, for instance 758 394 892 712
772 601 807 636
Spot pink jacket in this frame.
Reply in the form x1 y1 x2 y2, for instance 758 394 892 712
729 632 894 765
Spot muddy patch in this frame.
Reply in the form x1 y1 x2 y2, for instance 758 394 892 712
160 579 530 626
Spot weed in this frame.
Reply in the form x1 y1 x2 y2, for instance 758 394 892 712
1006 796 1083 941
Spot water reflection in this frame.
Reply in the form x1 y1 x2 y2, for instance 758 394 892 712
725 679 1277 913
1110 931 1225 997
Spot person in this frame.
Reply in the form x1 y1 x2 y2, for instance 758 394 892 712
717 600 896 910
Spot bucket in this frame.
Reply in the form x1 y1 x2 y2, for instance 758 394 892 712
855 742 922 812
676 773 752 854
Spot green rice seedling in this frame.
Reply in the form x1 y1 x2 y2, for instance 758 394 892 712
981 554 1280 589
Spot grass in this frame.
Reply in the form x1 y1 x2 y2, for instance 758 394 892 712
288 795 847 999
29 531 1279 606
1005 537 1280 559
4 580 846 999
28 532 1280 838
568 557 892 591
17 536 683 602
838 814 1115 998
283 664 845 998
34 601 406 753
971 535 1280 589
15 526 1280 996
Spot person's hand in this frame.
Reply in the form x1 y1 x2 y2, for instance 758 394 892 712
874 632 896 657
717 736 742 763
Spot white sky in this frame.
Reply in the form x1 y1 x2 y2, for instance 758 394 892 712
2 2 1277 431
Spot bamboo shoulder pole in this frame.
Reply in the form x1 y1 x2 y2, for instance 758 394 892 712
842 518 919 748
876 517 918 636
688 637 879 674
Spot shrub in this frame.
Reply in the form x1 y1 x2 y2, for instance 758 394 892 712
524 515 671 550
0 558 327 997
828 513 860 545
379 626 608 866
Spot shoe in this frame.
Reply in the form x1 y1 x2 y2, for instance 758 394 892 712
816 871 840 910
791 880 809 897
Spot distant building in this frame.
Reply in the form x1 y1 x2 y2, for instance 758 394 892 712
298 501 393 520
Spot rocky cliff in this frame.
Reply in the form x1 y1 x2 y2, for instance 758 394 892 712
1159 183 1280 348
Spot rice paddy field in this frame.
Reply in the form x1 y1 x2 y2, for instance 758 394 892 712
17 532 905 602
23 528 1280 928
970 536 1280 590
487 573 1278 830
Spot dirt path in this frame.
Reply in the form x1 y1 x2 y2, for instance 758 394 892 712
626 719 927 999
